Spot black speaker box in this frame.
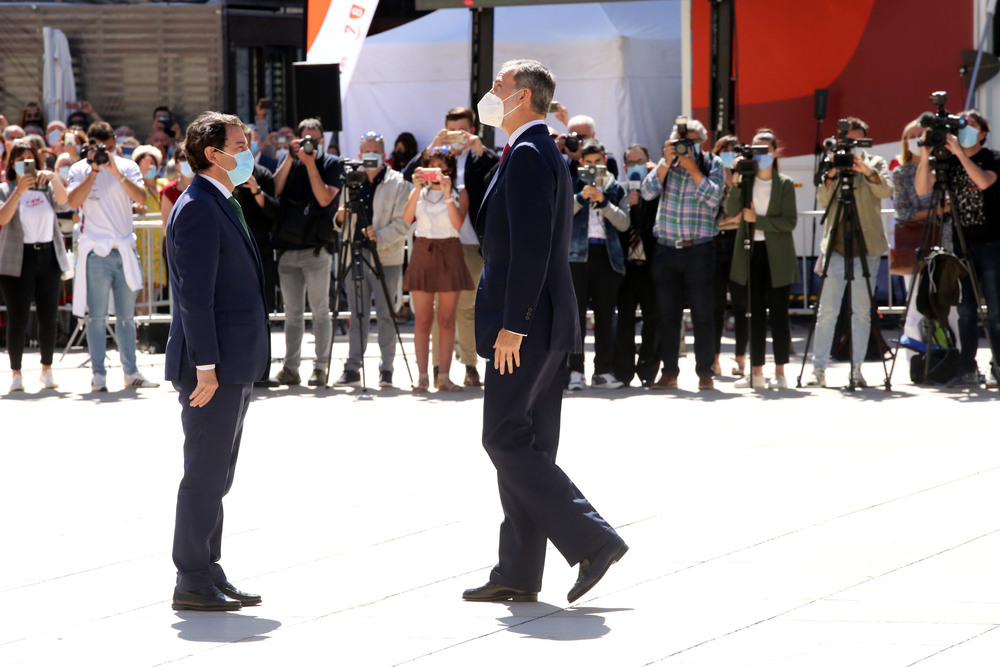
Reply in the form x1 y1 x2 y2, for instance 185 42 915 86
293 62 342 131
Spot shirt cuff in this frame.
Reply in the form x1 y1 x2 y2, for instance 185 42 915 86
196 364 216 371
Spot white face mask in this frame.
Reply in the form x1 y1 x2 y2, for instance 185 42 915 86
477 89 524 128
907 138 921 155
275 148 289 164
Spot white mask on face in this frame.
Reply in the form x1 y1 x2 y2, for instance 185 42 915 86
907 138 921 155
477 89 524 128
275 148 289 164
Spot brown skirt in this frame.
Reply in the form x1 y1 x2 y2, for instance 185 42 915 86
403 236 474 293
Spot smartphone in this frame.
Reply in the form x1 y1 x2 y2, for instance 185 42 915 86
64 132 76 145
418 168 441 183
445 130 465 144
277 135 290 146
23 159 36 177
548 101 560 113
260 99 275 110
66 101 82 110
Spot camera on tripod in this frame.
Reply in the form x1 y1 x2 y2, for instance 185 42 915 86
733 144 769 176
578 164 607 188
341 159 367 190
86 140 109 166
670 116 694 157
918 91 966 157
817 119 873 174
299 137 319 156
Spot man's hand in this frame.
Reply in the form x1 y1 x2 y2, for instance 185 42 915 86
362 225 376 242
103 155 123 180
242 174 260 194
581 185 604 203
189 368 219 407
431 129 450 148
554 103 569 127
295 139 317 168
945 132 963 157
464 131 485 155
493 328 522 375
851 154 873 176
628 190 640 207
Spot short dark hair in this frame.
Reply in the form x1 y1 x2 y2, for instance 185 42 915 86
419 146 457 177
843 117 869 136
88 121 115 142
184 111 247 173
445 107 475 126
962 109 990 139
503 59 556 115
154 106 171 118
710 135 738 156
297 118 324 136
4 140 43 183
580 138 605 158
626 143 651 161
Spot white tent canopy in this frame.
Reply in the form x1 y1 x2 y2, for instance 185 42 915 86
341 1 680 161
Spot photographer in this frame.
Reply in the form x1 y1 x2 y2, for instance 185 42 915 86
726 130 799 390
612 144 661 387
915 110 1000 386
270 118 342 387
567 139 630 390
333 132 413 388
640 116 725 390
808 117 891 388
557 114 619 178
66 121 159 391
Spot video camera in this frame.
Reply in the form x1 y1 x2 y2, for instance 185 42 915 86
86 140 110 166
341 159 367 189
733 144 769 177
670 116 695 157
817 119 873 178
299 137 319 156
918 91 966 157
578 164 607 188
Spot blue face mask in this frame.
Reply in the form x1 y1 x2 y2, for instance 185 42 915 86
719 151 736 169
216 148 255 186
361 152 383 170
959 125 980 148
756 153 774 171
250 141 259 155
143 165 157 180
626 164 648 182
48 129 63 146
179 161 194 178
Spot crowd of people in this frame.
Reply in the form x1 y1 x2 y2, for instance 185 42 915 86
2 98 999 394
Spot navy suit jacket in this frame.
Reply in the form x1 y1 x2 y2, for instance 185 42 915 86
474 123 580 359
164 175 270 384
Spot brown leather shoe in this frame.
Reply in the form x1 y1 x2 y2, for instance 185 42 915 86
464 366 482 387
650 373 678 390
698 373 715 390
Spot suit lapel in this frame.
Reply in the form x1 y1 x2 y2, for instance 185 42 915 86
196 176 265 280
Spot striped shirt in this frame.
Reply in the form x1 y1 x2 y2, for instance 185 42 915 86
641 153 725 244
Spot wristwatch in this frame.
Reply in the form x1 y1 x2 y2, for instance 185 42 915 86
253 189 262 195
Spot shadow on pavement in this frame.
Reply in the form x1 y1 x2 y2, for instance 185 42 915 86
497 602 631 641
172 612 281 643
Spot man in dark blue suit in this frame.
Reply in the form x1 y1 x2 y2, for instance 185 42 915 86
165 112 270 611
462 60 628 606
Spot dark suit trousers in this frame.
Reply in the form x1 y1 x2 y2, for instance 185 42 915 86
172 362 253 592
613 261 661 385
483 351 618 592
569 245 622 376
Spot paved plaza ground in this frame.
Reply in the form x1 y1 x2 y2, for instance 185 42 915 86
2 323 999 666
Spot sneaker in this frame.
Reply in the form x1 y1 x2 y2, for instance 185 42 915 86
735 374 765 389
806 369 826 387
274 367 301 385
124 372 160 389
10 374 24 392
567 371 585 391
947 370 981 388
335 369 361 386
40 369 58 389
767 376 788 390
379 370 393 388
308 368 328 386
91 373 108 392
591 373 624 389
849 369 867 388
650 373 678 390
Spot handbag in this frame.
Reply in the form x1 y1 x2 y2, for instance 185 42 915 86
890 219 941 276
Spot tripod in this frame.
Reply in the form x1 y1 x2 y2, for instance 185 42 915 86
328 180 413 391
797 166 890 390
735 169 757 383
887 155 998 387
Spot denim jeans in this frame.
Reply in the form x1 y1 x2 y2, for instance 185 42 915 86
278 248 333 371
86 249 139 376
345 253 402 373
651 240 716 377
812 252 875 371
956 239 1000 374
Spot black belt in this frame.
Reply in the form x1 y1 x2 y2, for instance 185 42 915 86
26 242 54 250
657 237 713 249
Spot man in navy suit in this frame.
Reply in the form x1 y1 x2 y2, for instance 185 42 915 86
165 112 270 611
462 59 628 606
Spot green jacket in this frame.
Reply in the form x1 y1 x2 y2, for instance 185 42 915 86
816 150 891 257
725 171 799 287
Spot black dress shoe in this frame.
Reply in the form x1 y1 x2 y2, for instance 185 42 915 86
254 378 281 388
462 581 537 602
172 585 242 611
217 580 262 606
567 536 629 604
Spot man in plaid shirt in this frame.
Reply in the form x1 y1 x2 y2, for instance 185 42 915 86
640 117 725 390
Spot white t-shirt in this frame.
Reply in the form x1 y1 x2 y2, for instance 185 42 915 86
752 177 772 242
587 204 606 240
67 155 142 241
19 189 54 244
414 187 461 239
